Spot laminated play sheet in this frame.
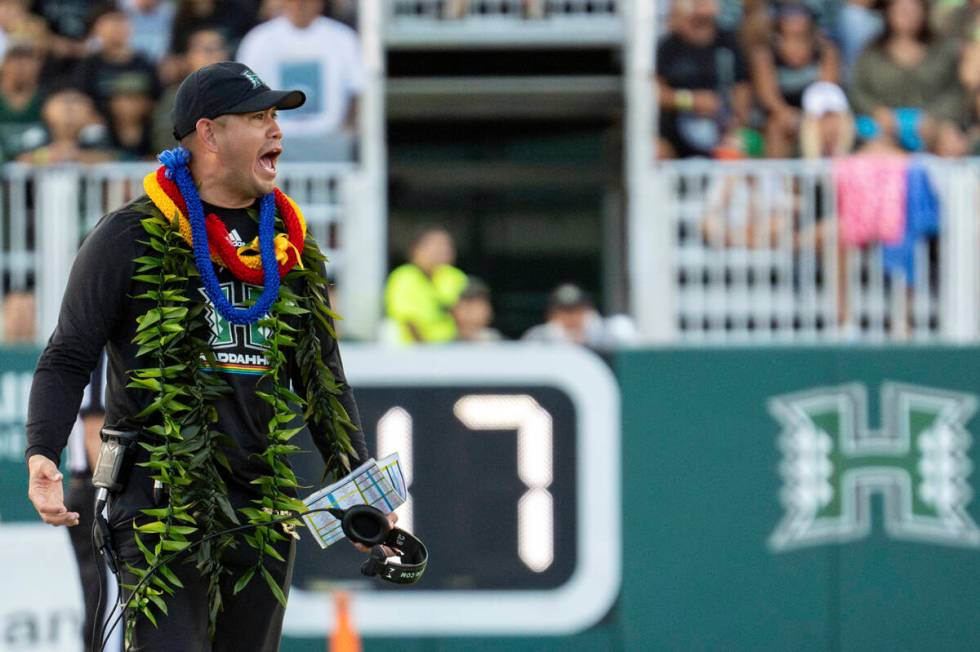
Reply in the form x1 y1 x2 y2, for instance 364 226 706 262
301 453 406 549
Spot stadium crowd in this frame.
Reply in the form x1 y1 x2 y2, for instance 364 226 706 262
0 0 363 165
661 0 959 339
657 0 980 159
5 0 957 347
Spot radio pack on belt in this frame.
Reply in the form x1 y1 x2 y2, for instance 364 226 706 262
92 428 141 493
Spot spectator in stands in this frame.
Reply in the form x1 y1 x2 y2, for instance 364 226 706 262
723 0 838 48
0 0 47 55
850 0 968 156
18 86 114 164
2 289 35 343
170 0 257 55
836 0 883 82
74 3 161 114
151 27 228 153
31 0 97 71
384 226 468 344
799 80 855 158
522 284 636 350
655 0 752 159
0 36 45 161
452 278 502 343
751 2 840 158
237 0 365 148
106 73 153 159
121 0 175 63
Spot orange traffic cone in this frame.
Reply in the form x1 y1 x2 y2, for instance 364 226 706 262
329 591 361 652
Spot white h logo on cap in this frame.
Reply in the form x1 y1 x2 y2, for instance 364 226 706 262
242 69 263 89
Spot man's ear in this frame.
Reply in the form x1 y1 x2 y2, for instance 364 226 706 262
195 118 220 153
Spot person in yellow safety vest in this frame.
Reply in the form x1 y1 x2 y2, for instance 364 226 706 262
384 226 468 343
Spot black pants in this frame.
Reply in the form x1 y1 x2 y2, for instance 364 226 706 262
66 473 110 652
113 529 295 652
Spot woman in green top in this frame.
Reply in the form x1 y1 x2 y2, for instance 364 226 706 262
850 0 968 155
385 227 468 344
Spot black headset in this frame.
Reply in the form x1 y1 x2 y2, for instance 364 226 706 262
329 504 428 584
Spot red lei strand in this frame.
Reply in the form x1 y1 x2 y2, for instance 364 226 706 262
154 167 305 285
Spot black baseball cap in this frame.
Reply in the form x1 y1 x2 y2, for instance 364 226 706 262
171 61 305 141
548 284 593 310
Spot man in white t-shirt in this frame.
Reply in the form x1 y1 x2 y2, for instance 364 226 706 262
236 0 364 144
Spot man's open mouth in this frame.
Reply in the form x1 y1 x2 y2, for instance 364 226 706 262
258 148 282 173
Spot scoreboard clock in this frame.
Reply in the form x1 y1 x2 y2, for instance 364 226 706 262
284 344 621 636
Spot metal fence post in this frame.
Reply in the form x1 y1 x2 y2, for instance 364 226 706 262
940 163 980 342
625 0 674 341
35 168 80 342
340 0 387 341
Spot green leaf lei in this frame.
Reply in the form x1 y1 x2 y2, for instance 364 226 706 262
121 197 358 643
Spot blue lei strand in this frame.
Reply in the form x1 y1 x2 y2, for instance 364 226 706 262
158 146 280 326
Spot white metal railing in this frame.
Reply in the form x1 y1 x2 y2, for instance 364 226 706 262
0 165 33 294
0 162 371 344
391 0 619 19
386 0 624 47
624 0 662 337
353 0 389 342
630 158 980 344
623 2 980 345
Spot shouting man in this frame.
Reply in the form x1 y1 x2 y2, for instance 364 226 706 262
25 61 387 650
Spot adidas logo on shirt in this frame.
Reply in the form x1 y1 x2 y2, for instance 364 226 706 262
228 229 246 247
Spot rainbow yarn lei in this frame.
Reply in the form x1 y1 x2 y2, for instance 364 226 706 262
145 146 308 325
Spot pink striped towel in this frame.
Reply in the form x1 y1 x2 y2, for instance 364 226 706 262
833 155 907 247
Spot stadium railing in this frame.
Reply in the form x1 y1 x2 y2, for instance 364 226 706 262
0 161 386 344
623 4 980 345
385 0 624 48
629 158 980 344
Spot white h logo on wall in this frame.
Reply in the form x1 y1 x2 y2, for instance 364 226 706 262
768 383 980 551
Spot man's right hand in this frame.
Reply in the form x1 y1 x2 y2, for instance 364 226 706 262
27 454 79 527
